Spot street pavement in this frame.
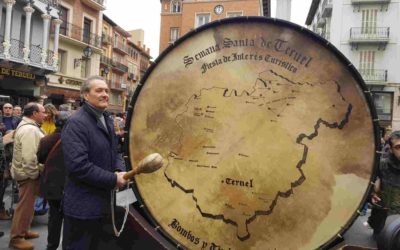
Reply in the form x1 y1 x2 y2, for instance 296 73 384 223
0 185 378 250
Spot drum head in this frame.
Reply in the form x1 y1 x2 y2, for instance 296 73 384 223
126 17 379 249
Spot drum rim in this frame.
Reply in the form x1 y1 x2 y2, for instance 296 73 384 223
123 16 381 249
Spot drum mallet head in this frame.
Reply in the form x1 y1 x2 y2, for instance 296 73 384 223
123 153 164 180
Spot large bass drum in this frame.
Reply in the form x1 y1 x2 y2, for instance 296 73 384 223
125 17 380 249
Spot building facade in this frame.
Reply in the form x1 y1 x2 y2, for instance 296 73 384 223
46 0 104 108
306 0 399 131
0 0 60 106
159 0 263 53
100 17 151 113
100 14 130 113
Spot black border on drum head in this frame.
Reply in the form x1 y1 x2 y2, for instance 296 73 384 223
123 16 381 250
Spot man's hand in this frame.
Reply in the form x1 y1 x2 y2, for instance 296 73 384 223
371 193 381 205
115 171 127 189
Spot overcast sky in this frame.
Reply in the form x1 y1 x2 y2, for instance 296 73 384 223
104 0 312 59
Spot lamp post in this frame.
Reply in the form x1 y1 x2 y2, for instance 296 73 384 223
74 46 93 68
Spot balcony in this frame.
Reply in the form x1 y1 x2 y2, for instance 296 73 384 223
0 36 55 72
113 41 128 55
359 69 388 84
53 21 101 48
101 33 112 45
101 55 128 73
351 0 390 11
100 55 113 66
321 0 332 18
349 27 389 49
351 0 390 4
81 0 106 11
107 80 125 91
113 61 128 73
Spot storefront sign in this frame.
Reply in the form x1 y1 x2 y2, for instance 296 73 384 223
0 67 36 80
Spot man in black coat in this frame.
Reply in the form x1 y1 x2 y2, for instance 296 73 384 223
61 76 127 249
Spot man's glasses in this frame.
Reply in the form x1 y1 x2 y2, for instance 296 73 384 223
3 107 12 109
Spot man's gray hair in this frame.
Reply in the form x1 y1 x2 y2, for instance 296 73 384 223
80 76 106 99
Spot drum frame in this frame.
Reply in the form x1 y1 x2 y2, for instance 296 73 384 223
123 16 382 250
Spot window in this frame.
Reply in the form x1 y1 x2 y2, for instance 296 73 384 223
359 50 375 77
81 59 91 78
83 18 92 44
361 9 377 34
58 49 67 74
226 12 243 18
196 13 211 28
0 8 6 38
170 27 179 42
114 34 119 47
59 6 68 36
110 91 119 105
372 92 393 121
171 0 181 13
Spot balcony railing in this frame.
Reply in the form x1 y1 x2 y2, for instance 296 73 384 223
53 21 101 48
113 61 128 73
351 0 390 3
36 0 60 8
101 33 112 44
9 39 24 59
113 41 128 54
350 27 390 42
321 0 332 17
2 37 54 68
101 55 128 73
81 0 106 10
100 55 113 66
359 69 388 83
30 44 42 64
107 79 125 90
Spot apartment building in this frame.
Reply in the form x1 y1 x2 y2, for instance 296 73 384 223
0 0 60 105
100 17 151 113
306 0 399 131
46 0 105 108
159 0 264 53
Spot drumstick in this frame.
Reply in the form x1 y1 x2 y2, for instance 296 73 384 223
123 153 164 180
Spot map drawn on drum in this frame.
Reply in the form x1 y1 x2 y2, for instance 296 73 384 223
128 17 378 250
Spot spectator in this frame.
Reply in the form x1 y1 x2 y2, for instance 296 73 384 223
13 105 22 118
369 130 400 235
0 103 21 134
9 102 46 250
42 104 58 135
37 111 70 250
0 130 8 235
61 76 126 249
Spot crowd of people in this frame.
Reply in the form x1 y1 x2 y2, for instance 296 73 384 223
0 76 128 250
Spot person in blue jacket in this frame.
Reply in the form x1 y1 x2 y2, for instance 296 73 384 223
61 76 127 250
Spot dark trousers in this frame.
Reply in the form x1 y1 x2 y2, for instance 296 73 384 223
47 199 63 250
63 215 105 250
0 174 9 210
